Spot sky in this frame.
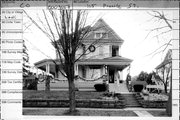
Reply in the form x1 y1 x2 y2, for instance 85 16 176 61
23 9 173 78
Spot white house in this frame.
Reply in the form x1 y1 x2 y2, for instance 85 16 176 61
155 49 172 92
34 19 133 90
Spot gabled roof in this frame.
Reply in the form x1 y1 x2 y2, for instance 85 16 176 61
82 19 124 44
155 49 172 69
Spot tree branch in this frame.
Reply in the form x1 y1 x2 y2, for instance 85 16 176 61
23 10 53 41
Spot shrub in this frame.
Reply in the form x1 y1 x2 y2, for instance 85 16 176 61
24 78 38 90
133 85 143 92
119 80 123 83
27 80 38 90
94 84 107 92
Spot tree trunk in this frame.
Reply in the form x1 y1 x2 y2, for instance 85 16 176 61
166 70 172 116
45 76 50 91
166 88 172 116
67 64 76 113
164 84 167 93
68 77 76 112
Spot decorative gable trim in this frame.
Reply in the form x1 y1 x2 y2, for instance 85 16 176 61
98 19 123 41
83 19 124 44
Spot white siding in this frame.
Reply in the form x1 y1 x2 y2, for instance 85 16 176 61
103 45 110 58
76 47 83 59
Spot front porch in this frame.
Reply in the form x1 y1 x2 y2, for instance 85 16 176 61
34 56 132 91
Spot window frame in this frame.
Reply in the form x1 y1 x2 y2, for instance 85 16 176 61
94 31 108 39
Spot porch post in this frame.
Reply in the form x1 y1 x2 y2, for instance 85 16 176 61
75 64 78 76
120 71 123 81
106 66 109 84
36 67 38 77
102 65 106 75
114 69 118 85
46 64 50 75
45 63 50 91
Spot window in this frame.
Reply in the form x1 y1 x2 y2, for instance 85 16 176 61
94 32 108 39
89 65 101 79
102 33 108 38
95 33 101 38
89 68 101 79
112 45 119 57
82 66 86 78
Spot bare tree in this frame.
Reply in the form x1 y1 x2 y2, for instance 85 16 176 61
146 10 173 116
145 11 174 58
158 64 171 94
24 9 106 113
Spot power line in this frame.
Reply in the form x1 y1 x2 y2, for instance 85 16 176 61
23 37 54 60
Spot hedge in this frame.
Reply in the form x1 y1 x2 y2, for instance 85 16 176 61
23 99 126 108
134 93 167 108
94 84 107 92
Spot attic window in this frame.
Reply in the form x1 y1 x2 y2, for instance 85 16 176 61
94 32 108 39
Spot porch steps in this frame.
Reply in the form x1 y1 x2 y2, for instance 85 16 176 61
121 93 141 107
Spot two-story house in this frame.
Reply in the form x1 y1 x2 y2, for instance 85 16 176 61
155 49 172 93
34 19 133 90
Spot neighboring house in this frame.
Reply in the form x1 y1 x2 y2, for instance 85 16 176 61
155 49 172 92
34 19 133 90
151 74 164 87
146 73 164 93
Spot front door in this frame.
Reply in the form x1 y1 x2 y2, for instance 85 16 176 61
109 69 114 83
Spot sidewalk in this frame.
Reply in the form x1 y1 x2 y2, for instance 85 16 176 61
23 107 137 116
124 107 166 111
133 111 154 117
23 107 166 117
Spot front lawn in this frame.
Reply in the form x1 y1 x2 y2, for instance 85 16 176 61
23 90 106 100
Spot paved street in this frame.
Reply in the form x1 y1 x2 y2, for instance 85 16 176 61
23 107 166 117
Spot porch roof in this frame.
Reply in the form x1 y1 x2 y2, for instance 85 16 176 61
78 56 132 64
34 59 60 68
34 59 60 75
34 56 133 72
77 56 132 70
